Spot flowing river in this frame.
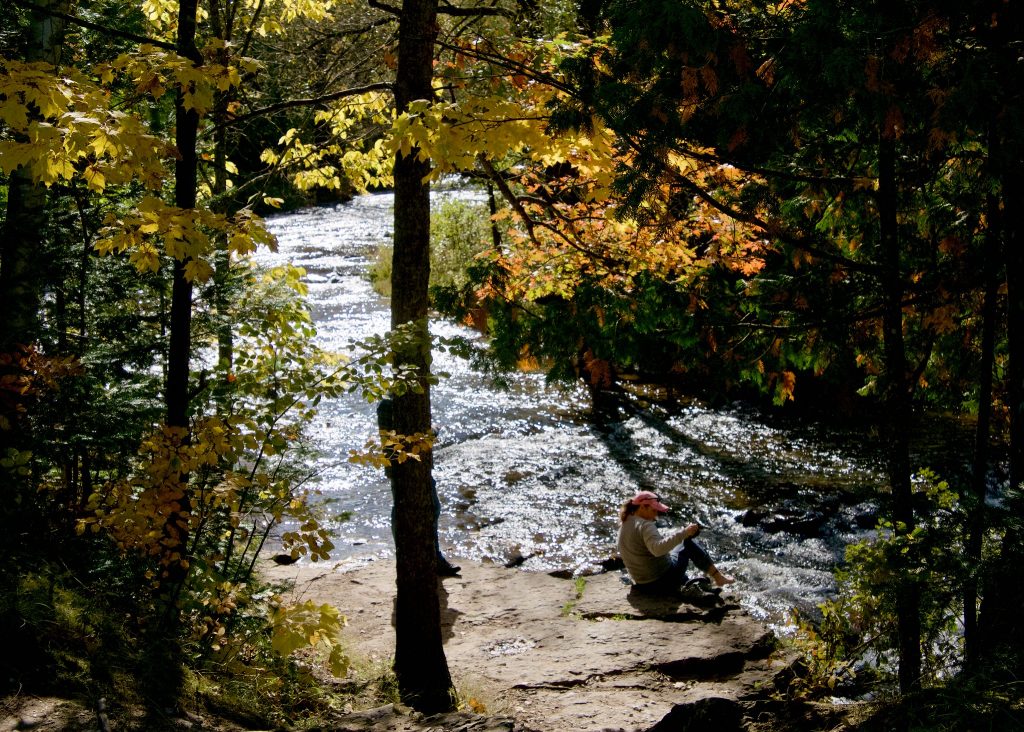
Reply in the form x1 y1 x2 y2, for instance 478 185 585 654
261 187 894 632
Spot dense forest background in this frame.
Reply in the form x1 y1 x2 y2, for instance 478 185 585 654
1 0 1022 728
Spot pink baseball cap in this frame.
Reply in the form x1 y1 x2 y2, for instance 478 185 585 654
630 491 669 512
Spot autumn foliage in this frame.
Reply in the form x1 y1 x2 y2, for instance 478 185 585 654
2 0 1023 721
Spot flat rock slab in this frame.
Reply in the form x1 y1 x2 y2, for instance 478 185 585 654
262 559 783 732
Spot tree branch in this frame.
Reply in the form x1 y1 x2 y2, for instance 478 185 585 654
368 0 401 15
435 38 574 95
479 155 537 242
216 81 394 130
7 0 178 52
437 2 511 17
239 0 269 58
652 153 883 278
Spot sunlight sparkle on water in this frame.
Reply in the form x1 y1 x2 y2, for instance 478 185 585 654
260 189 888 628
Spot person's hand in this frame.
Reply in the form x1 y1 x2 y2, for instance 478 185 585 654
684 523 701 539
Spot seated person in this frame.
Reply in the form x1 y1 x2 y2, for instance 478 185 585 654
617 490 735 596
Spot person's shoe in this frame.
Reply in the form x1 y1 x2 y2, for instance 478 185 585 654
678 584 723 607
437 561 461 577
685 576 721 595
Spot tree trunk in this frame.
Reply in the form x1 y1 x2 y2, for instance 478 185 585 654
143 0 202 715
167 3 201 430
877 133 921 693
209 0 234 369
0 175 48 350
963 133 1000 669
160 0 201 585
967 0 1024 680
384 0 454 713
1006 167 1024 521
0 0 68 563
977 149 1024 678
0 0 67 351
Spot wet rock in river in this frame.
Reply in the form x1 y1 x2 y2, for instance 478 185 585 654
737 507 770 528
763 510 827 537
834 501 880 531
736 506 827 538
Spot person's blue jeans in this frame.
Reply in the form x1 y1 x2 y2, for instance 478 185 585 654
633 538 713 596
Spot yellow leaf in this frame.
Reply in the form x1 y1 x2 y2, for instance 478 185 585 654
0 101 29 130
129 243 161 273
183 257 214 283
83 166 106 191
228 231 256 255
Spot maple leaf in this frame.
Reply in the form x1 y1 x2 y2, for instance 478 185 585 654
776 371 797 403
83 165 106 191
183 258 214 283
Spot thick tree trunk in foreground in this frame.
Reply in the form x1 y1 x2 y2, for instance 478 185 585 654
0 0 68 635
385 0 454 713
0 176 48 350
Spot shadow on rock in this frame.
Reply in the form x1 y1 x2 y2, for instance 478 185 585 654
648 696 743 731
439 581 463 644
625 586 729 623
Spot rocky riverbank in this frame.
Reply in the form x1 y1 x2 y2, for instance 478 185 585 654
2 558 867 732
260 558 861 732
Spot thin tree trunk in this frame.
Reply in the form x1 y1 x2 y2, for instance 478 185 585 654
1006 168 1024 521
143 0 202 716
487 183 502 252
963 133 1000 669
161 39 199 578
210 0 234 369
167 9 201 431
976 0 1024 677
73 186 91 342
977 153 1024 678
385 0 455 712
878 132 921 693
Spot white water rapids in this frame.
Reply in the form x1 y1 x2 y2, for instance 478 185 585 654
260 187 889 632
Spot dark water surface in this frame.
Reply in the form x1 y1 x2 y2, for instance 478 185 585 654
262 189 893 632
